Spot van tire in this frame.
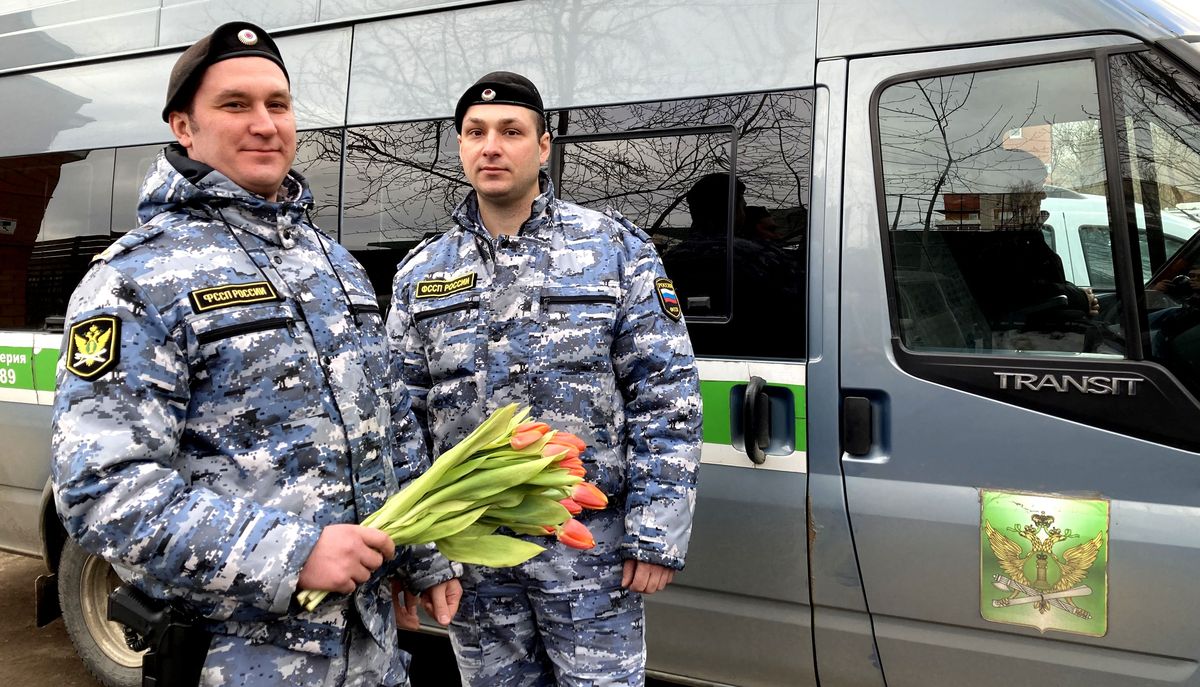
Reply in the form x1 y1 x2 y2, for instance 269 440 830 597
58 539 142 687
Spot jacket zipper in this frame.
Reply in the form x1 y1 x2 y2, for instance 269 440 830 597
351 303 381 317
197 317 293 345
413 300 480 323
541 295 619 307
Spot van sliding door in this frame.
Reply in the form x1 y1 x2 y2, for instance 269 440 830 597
549 90 816 686
842 37 1200 686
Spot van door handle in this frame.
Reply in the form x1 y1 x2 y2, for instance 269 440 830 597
842 396 873 456
744 376 769 464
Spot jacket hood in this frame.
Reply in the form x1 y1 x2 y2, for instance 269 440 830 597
136 143 313 226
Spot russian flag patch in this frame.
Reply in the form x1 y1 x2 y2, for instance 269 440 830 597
655 277 682 321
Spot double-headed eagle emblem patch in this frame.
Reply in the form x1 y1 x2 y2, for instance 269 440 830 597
980 490 1108 636
66 316 120 380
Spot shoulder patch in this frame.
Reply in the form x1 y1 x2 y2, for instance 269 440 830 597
189 281 281 313
66 316 121 380
416 272 477 299
655 278 682 321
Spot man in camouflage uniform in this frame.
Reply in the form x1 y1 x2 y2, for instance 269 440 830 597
50 22 459 687
387 71 703 686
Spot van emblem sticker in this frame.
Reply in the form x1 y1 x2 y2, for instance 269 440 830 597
416 272 477 299
189 281 281 314
980 490 1108 636
655 278 682 321
66 316 120 380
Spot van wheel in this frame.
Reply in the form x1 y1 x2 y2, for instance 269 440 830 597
58 539 142 687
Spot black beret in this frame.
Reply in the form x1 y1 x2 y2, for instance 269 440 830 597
454 71 545 133
162 22 289 122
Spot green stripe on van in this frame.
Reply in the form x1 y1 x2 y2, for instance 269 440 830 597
699 380 806 451
0 345 58 394
34 347 57 391
0 346 36 391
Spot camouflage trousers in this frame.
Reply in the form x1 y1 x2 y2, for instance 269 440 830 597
448 510 646 686
198 617 411 686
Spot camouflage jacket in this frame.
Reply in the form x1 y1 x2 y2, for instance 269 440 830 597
388 175 703 569
51 146 452 658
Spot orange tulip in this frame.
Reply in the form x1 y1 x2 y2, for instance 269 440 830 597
557 518 595 550
556 455 584 470
555 456 586 477
554 433 587 452
515 421 550 435
572 482 608 510
543 442 580 461
510 429 544 450
559 497 583 516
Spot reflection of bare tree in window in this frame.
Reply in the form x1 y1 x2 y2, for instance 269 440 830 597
347 0 735 123
1110 51 1200 209
294 129 344 232
321 122 468 253
555 91 813 245
1049 120 1105 193
879 73 1044 232
322 91 812 254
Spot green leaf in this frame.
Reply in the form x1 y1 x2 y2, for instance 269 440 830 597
439 455 490 484
485 495 570 526
526 469 582 488
502 523 558 537
457 523 500 538
362 404 519 527
435 533 547 567
419 455 555 509
411 505 490 544
382 510 441 542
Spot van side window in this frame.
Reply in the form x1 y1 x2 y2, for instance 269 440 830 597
551 91 812 359
294 129 345 238
878 60 1126 357
111 145 162 235
1110 50 1200 393
337 121 466 310
0 149 116 330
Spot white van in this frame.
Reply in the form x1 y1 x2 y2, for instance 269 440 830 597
1041 189 1200 289
3 1 1200 686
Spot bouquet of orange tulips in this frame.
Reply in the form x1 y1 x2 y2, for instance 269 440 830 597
298 404 605 611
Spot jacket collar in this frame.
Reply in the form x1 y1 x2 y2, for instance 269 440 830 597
137 144 313 247
451 170 557 243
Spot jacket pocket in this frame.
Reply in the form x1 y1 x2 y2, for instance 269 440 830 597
412 298 482 382
187 304 321 436
196 316 292 345
537 290 618 371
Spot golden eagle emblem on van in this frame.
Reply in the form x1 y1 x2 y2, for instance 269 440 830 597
980 490 1108 636
66 316 120 380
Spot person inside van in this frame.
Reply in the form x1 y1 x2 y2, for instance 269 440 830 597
386 70 702 686
938 150 1104 352
663 172 804 357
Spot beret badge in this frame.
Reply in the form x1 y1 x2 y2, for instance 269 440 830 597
481 88 496 101
238 29 258 45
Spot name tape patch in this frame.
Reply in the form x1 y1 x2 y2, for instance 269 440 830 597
655 278 682 321
189 281 281 314
66 315 120 380
416 273 477 299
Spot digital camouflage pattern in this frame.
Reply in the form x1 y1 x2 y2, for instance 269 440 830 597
388 173 702 684
51 146 453 685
